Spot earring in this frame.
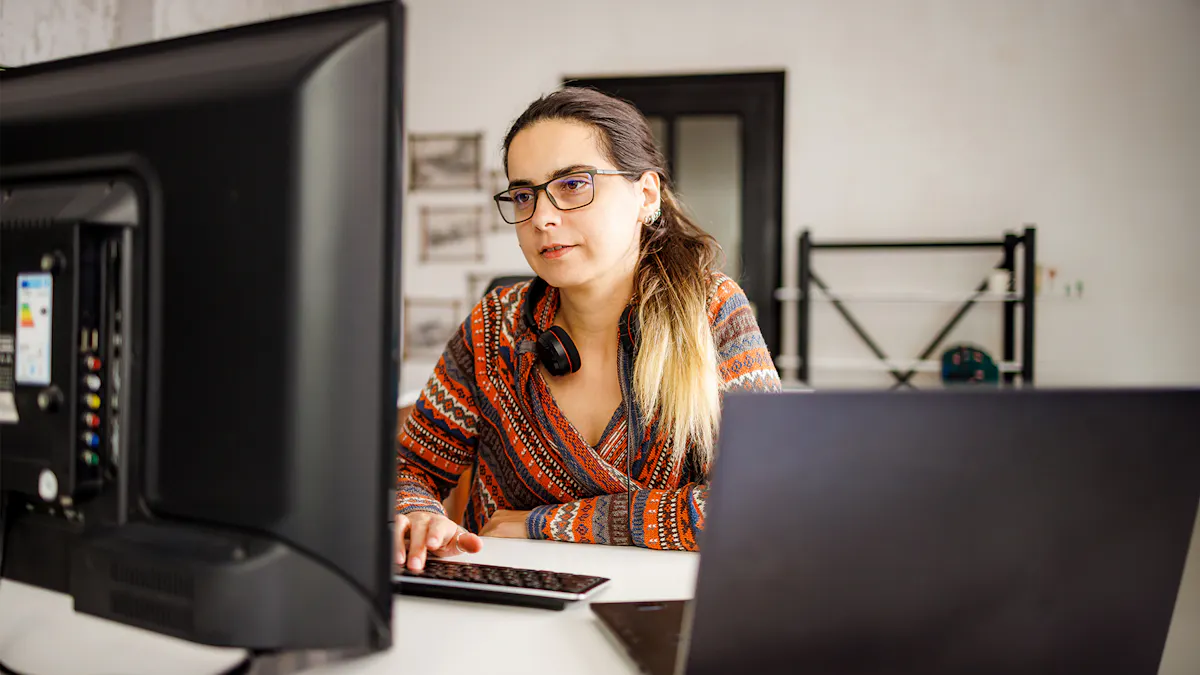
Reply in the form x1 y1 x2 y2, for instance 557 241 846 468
643 208 662 226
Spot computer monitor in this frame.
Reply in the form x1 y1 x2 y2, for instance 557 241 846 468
0 0 402 653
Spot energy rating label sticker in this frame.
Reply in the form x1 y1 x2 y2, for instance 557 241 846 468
16 273 54 386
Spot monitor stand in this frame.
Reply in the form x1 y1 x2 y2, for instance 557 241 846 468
0 579 248 675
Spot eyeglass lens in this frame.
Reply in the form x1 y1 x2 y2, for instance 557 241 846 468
496 173 595 224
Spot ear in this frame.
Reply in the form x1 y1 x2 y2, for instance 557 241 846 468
636 170 662 221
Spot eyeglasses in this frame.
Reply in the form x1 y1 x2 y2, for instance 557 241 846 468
493 169 637 225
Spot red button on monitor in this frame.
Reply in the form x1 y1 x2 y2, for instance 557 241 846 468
85 356 102 371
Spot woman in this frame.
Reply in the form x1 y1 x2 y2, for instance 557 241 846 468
395 87 781 571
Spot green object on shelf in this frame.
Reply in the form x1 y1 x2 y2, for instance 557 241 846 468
941 344 1000 386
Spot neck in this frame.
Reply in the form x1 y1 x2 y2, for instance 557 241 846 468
556 272 635 349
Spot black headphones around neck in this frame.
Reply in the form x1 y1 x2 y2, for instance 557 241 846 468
522 277 638 377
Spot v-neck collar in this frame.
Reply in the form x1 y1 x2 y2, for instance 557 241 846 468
530 368 627 453
520 282 633 460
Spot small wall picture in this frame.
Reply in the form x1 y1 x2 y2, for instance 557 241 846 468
409 132 483 191
487 168 511 233
403 298 462 360
420 205 484 263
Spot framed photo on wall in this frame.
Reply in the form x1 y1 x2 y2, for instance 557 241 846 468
486 168 511 233
403 297 462 360
419 205 484 263
409 132 483 191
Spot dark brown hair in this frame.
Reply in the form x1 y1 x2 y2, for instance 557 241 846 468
502 86 724 465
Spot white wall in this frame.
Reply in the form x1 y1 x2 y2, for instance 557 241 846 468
397 0 1200 391
0 0 117 65
4 0 1197 393
150 0 361 40
0 0 365 64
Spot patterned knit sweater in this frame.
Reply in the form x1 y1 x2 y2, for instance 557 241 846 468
395 273 781 551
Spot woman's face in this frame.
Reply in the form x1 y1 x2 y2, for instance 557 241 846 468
505 119 658 291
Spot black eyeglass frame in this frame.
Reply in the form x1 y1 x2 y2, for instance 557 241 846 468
492 168 640 224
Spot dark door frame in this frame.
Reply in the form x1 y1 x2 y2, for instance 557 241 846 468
562 72 786 359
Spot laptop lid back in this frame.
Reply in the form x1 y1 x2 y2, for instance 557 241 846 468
680 389 1200 675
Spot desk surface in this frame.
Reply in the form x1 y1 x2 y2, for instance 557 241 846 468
4 530 1198 675
312 538 698 675
0 538 696 675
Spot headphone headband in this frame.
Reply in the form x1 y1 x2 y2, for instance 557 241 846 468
522 277 549 334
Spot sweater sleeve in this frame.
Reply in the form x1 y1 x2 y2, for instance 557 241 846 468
525 275 780 549
709 274 783 396
394 315 481 516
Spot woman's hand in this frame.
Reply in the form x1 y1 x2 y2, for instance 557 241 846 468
479 509 532 539
394 511 483 572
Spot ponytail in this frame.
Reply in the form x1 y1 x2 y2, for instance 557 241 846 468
632 185 723 471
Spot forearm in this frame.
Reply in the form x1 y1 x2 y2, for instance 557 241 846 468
394 466 448 516
394 414 475 516
395 383 479 515
526 485 708 551
394 316 480 516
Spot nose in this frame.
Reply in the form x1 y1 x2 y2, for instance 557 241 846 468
530 189 561 232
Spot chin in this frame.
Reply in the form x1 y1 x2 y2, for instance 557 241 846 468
533 269 579 289
531 263 594 290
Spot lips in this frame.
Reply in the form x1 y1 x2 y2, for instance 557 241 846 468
539 244 575 259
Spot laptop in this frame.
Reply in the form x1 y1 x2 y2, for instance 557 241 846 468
592 600 688 675
591 389 1200 675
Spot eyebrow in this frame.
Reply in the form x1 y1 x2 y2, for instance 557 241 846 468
507 164 597 189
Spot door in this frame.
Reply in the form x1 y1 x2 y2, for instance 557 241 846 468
564 73 786 359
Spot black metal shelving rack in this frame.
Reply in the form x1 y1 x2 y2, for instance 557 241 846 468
789 226 1036 389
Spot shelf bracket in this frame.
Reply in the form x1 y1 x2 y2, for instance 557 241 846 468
808 258 1009 390
808 270 911 387
888 268 1000 390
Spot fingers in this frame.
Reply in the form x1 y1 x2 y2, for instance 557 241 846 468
428 522 473 559
393 514 409 566
424 517 460 553
428 523 485 559
397 513 485 570
406 517 430 572
456 532 483 554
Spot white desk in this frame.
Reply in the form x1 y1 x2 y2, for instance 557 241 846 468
0 538 697 675
308 538 698 675
0 577 250 675
4 530 1197 675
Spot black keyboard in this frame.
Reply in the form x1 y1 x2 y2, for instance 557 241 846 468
393 559 610 610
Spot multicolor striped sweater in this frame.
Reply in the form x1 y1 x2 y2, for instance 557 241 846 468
395 273 781 551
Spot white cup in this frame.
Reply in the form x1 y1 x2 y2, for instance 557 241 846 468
988 270 1010 295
